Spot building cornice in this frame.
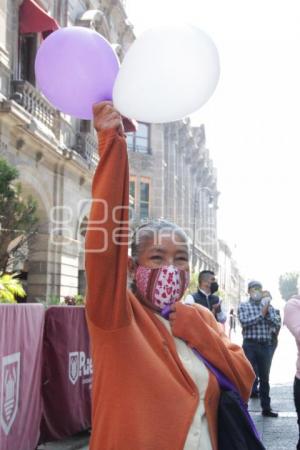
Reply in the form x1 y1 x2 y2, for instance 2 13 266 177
0 99 96 180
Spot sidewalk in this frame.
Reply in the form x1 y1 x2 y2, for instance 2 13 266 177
250 382 298 450
231 323 299 449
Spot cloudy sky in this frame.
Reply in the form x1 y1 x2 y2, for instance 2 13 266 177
125 0 300 298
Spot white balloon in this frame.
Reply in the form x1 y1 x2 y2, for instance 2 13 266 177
113 25 220 123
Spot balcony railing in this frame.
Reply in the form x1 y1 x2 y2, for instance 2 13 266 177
11 80 99 168
11 80 59 138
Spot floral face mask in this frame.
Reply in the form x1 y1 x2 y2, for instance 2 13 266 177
135 265 190 309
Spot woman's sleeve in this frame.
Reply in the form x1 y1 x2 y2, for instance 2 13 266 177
172 303 255 401
284 300 300 341
85 129 131 330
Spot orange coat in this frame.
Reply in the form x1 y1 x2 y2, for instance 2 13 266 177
85 129 255 450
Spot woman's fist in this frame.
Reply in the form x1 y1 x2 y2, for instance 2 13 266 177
93 101 124 136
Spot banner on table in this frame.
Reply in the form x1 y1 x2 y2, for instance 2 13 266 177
0 304 45 450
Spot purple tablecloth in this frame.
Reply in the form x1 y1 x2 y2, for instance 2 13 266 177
40 306 92 442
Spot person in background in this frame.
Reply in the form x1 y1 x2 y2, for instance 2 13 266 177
238 280 281 417
184 270 227 324
284 294 300 450
229 308 237 339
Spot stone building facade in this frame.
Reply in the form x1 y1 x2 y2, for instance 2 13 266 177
218 239 245 310
128 119 219 272
0 0 218 302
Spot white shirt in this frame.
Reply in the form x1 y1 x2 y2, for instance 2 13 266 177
157 315 213 450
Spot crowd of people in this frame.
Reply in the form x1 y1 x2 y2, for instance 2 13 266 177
85 102 298 450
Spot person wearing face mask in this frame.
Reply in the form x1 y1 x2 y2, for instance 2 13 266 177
85 102 255 450
184 270 227 324
238 281 281 418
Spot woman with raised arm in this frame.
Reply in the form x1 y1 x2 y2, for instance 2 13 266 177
85 102 255 450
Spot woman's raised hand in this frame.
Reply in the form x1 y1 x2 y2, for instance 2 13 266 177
93 101 124 136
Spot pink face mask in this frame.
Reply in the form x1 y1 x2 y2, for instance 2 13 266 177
135 265 190 309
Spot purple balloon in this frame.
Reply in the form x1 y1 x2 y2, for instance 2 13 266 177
35 27 120 119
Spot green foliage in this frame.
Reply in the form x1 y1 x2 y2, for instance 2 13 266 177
0 273 25 303
279 272 299 301
216 288 225 301
74 294 84 305
48 295 61 305
0 158 39 271
187 271 198 294
46 294 85 306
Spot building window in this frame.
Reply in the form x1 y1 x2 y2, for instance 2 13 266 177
19 34 39 85
18 1 59 84
140 179 150 220
126 123 151 154
127 132 134 149
80 120 91 133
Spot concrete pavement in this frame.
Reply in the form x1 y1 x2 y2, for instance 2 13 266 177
235 319 299 449
37 431 89 450
250 383 298 450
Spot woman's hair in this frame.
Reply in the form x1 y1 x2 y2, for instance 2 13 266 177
131 219 189 261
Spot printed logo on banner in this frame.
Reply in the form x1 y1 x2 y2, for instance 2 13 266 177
69 352 80 385
68 351 93 385
0 352 21 435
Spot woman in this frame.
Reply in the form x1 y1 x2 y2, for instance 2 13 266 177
85 102 255 450
284 294 300 450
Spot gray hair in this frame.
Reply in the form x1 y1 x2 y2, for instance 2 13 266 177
131 219 189 261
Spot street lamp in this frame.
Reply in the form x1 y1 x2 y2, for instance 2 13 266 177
192 186 214 272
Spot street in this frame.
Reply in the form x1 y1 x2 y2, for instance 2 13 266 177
232 320 299 450
252 323 298 450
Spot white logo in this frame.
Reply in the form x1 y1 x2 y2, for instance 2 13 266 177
0 352 20 435
68 351 92 385
69 352 80 385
